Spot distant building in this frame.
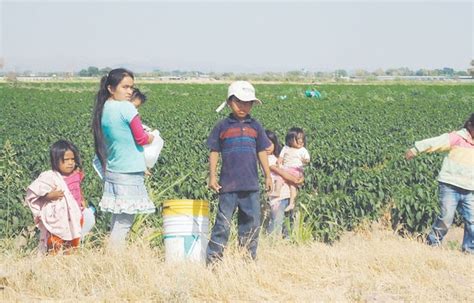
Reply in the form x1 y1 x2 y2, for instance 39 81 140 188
457 75 473 80
375 75 448 81
158 76 182 81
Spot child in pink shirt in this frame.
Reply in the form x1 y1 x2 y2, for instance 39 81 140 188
265 130 304 237
277 127 310 212
25 140 86 254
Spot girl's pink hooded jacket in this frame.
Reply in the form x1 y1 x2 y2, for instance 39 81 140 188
25 170 82 253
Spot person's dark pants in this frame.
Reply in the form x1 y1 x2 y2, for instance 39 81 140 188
206 191 260 264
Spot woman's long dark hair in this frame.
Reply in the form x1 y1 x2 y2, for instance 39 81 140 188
92 68 134 168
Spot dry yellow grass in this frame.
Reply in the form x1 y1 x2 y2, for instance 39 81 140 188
0 228 472 302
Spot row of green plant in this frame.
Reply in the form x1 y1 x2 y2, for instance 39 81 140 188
0 83 472 245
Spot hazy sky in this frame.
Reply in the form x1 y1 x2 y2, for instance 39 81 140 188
1 0 472 73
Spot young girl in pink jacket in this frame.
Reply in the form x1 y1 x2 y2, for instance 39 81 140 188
25 140 85 255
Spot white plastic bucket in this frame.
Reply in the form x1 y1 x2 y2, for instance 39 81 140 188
162 200 209 263
81 205 96 240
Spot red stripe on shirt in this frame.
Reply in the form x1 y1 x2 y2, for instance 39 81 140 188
220 127 257 140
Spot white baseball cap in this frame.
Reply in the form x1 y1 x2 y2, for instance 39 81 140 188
215 81 262 112
227 81 262 104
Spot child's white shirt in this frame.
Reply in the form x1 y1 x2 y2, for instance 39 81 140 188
280 146 310 169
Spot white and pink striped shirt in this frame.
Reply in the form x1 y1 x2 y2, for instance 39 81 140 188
411 128 474 190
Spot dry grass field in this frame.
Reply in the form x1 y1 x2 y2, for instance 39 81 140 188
1 82 473 302
0 226 471 302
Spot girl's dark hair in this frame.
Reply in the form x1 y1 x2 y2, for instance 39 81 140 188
50 140 81 172
285 127 306 147
92 68 134 168
463 113 474 129
265 130 281 157
131 88 147 104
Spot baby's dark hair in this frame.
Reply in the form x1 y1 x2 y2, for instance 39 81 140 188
463 113 474 129
131 88 147 104
265 129 281 157
285 127 306 147
50 140 81 172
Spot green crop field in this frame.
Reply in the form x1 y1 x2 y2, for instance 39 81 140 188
1 82 472 246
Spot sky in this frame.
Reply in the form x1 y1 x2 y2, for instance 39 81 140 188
1 0 472 73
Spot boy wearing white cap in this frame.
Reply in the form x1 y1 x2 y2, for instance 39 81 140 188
206 81 272 264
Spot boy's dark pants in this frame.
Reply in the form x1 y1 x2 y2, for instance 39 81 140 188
206 191 260 264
